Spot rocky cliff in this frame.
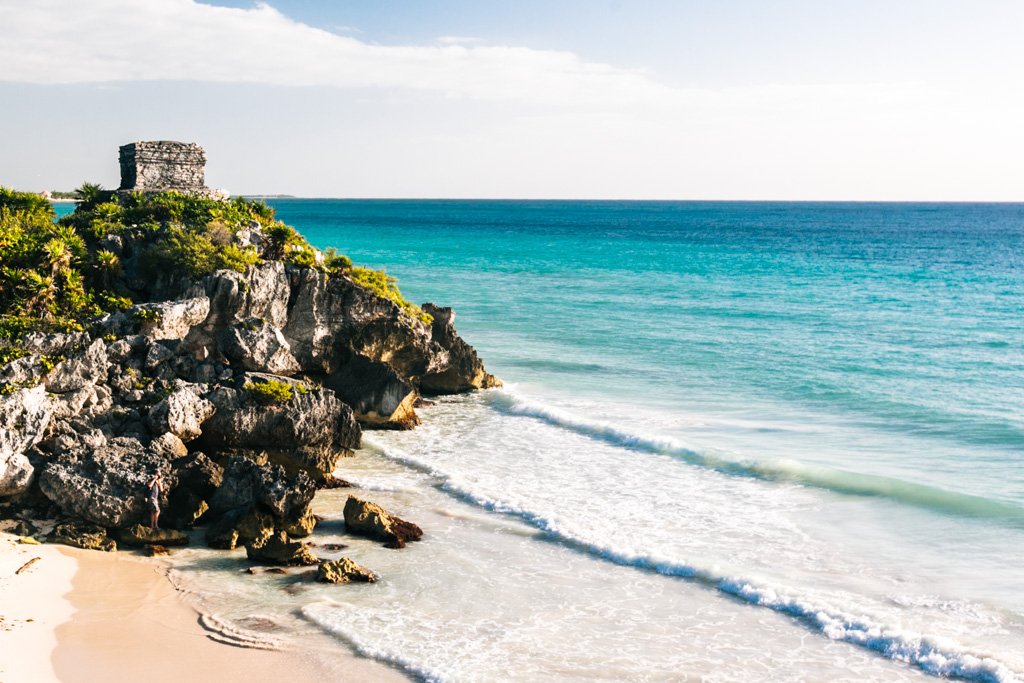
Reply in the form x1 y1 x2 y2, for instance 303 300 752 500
0 188 499 558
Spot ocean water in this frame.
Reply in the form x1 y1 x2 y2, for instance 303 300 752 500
72 200 1024 681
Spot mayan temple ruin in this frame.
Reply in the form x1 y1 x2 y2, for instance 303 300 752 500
118 140 209 194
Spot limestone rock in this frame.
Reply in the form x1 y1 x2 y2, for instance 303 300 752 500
20 331 90 356
282 267 448 380
207 457 315 523
199 376 359 479
193 262 290 332
317 558 376 584
173 452 223 499
149 432 188 458
98 298 210 341
44 338 108 394
343 496 423 549
325 354 420 429
115 524 189 547
419 304 502 394
282 506 316 538
245 531 318 566
48 520 117 552
38 437 176 528
0 386 53 497
146 387 216 442
221 319 300 376
205 507 275 550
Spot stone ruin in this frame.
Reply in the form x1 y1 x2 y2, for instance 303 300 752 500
118 141 208 194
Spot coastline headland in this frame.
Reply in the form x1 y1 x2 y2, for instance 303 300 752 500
0 143 499 679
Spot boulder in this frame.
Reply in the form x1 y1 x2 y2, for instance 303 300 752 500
44 338 109 394
145 387 216 442
282 506 316 538
282 267 448 380
115 524 189 547
207 457 315 523
150 432 188 458
173 452 223 499
317 558 376 584
343 496 423 549
198 375 359 479
419 304 502 394
0 386 52 497
204 507 275 550
48 520 116 552
20 331 90 356
194 263 290 332
245 531 318 566
38 437 176 528
221 319 300 376
131 298 211 340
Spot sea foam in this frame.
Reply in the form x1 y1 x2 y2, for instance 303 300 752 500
362 433 1023 683
490 390 1024 526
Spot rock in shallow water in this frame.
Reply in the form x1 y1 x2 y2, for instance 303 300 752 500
116 524 189 547
343 496 423 549
245 531 318 566
317 557 376 584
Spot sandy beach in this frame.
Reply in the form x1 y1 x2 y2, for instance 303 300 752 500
0 530 405 683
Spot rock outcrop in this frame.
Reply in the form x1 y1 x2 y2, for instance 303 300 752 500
0 186 497 562
198 375 358 480
317 558 376 584
343 496 423 549
245 530 318 566
419 305 502 394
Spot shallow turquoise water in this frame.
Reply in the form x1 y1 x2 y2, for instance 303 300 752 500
273 199 1024 507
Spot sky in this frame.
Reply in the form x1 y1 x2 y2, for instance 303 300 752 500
1 0 1022 200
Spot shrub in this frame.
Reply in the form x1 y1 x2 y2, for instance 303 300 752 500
134 308 161 324
324 248 352 273
349 267 432 325
243 379 293 405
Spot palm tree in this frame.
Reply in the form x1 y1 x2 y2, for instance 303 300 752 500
93 249 121 288
72 182 110 210
23 270 58 320
42 238 72 278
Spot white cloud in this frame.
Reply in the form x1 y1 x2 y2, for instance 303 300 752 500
0 0 673 105
1 0 1021 198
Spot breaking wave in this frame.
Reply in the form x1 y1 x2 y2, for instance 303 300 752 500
362 436 1023 683
489 390 1024 526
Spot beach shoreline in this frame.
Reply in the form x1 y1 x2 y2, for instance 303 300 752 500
0 529 406 683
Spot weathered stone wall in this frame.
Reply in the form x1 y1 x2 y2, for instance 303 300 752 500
119 141 207 193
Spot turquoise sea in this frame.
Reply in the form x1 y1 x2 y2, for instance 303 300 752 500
63 200 1024 681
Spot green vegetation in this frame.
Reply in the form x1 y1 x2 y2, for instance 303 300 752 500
0 183 429 348
133 308 161 325
350 267 432 324
243 379 294 405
